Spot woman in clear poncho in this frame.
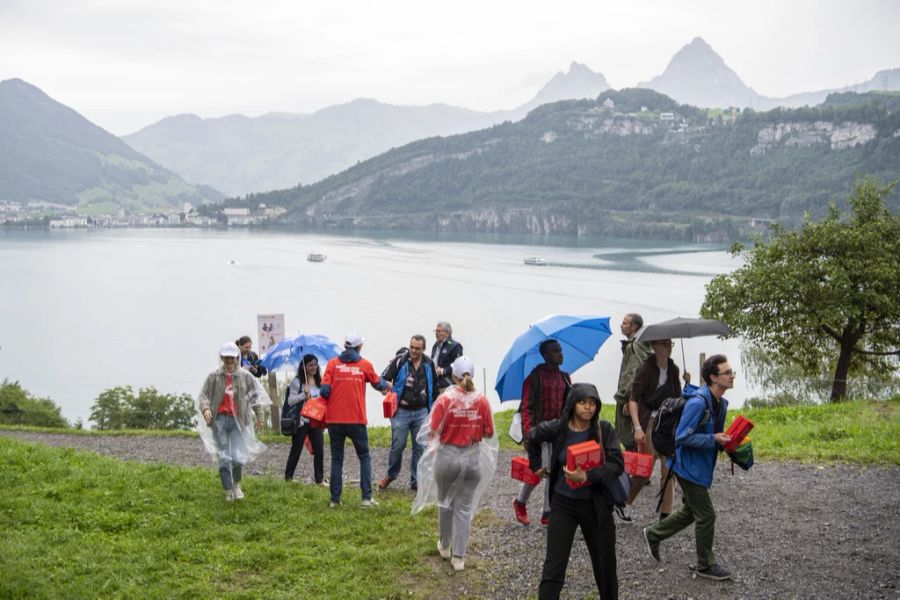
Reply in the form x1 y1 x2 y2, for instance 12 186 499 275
197 342 271 501
412 356 498 572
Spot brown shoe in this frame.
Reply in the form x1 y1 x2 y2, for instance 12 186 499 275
377 476 394 490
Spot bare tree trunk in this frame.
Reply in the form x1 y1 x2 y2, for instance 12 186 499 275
830 335 855 402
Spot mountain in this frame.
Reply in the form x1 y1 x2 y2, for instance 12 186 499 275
122 63 611 197
243 88 900 241
0 79 221 212
639 37 759 108
640 38 900 111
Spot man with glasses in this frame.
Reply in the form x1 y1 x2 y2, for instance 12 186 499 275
642 354 736 581
431 321 463 393
378 334 438 491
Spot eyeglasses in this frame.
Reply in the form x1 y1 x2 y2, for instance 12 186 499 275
716 369 736 377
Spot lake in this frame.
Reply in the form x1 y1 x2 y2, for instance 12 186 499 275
0 228 748 425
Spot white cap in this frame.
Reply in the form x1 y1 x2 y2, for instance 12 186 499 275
219 342 240 357
344 331 364 347
451 355 475 379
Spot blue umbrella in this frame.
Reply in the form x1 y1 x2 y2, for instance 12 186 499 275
260 334 342 373
495 314 612 402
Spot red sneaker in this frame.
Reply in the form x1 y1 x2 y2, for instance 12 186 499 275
540 512 551 526
513 500 530 525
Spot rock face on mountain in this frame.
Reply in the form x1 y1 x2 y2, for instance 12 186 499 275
122 63 611 197
0 79 220 211
250 88 899 241
640 37 759 108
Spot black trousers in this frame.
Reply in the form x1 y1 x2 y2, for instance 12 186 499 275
539 493 618 600
284 425 324 483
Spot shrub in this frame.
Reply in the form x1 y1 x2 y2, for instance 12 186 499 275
0 380 68 428
89 386 195 430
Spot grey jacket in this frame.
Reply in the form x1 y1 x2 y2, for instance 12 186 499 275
199 366 265 426
613 338 651 406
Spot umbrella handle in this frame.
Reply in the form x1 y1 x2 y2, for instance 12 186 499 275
680 339 686 375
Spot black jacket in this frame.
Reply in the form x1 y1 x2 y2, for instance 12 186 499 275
241 350 268 378
526 383 625 516
430 336 463 388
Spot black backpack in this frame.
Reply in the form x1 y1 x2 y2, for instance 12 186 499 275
652 393 709 458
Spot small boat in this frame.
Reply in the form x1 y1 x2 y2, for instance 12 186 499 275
523 256 547 266
307 252 327 263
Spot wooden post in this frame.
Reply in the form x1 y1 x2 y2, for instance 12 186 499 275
699 352 706 381
269 371 280 433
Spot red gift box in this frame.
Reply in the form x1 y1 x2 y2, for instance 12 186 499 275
301 397 327 427
566 440 604 489
623 451 654 478
511 456 540 485
383 392 398 418
724 415 754 452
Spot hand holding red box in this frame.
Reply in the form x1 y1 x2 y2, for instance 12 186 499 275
565 440 604 489
511 456 541 485
724 415 754 452
383 392 398 418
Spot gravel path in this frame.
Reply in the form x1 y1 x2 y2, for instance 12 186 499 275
3 430 899 599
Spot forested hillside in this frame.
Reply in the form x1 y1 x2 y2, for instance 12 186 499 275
247 89 900 241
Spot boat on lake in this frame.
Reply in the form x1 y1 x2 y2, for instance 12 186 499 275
523 256 547 266
307 251 327 262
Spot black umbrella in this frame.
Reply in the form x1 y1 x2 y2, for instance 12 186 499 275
636 317 733 372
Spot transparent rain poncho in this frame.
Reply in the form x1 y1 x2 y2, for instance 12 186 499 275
412 385 499 516
196 366 271 466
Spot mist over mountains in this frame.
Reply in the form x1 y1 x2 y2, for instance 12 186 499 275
123 37 899 197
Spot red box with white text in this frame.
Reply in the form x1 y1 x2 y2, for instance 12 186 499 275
566 440 604 489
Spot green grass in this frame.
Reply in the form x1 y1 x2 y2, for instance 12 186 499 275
494 398 900 465
0 437 437 599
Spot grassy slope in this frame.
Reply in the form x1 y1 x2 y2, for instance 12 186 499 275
0 438 436 599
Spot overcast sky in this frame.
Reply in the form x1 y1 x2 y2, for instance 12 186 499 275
2 0 898 135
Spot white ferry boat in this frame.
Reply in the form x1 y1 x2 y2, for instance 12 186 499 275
307 252 327 263
523 256 547 266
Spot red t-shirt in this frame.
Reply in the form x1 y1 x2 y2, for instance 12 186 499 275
322 357 382 424
430 392 495 447
217 372 236 415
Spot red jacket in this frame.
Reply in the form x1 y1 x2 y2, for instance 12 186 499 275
322 354 384 425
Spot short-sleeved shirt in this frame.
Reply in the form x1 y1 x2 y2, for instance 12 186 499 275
322 357 382 425
430 392 495 447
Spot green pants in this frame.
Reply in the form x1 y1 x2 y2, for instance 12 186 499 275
645 475 716 569
614 400 634 450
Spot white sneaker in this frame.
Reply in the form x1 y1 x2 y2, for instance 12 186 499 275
233 484 245 500
329 500 341 509
224 489 234 501
437 540 451 560
451 556 465 572
614 504 634 524
361 498 379 508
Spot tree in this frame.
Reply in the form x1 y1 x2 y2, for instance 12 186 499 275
0 380 68 428
89 386 195 430
701 179 900 401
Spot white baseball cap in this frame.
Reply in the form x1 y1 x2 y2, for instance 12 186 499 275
451 356 475 379
344 331 364 347
219 342 240 357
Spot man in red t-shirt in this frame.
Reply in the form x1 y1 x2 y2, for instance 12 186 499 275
321 331 390 508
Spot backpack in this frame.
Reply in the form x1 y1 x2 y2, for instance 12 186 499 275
651 386 708 458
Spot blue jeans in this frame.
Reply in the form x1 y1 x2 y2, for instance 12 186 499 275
387 407 428 486
213 414 246 491
328 424 372 503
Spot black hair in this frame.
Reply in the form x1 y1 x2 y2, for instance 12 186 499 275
626 313 643 329
560 383 602 443
236 335 252 347
297 353 323 386
701 354 729 386
539 338 561 358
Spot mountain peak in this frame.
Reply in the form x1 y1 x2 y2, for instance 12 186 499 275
522 62 610 112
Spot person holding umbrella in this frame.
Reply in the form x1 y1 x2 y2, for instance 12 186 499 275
619 338 689 523
514 339 572 526
283 353 326 486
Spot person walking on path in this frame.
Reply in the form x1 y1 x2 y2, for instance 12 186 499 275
431 321 463 393
321 331 390 508
197 342 270 501
514 339 572 526
412 356 497 572
642 354 734 581
612 314 651 453
378 334 438 491
527 383 624 600
619 338 690 523
282 354 326 486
